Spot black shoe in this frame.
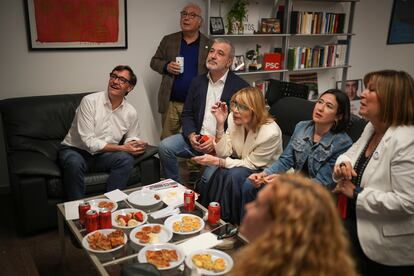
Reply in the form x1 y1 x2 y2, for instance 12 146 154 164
187 171 200 186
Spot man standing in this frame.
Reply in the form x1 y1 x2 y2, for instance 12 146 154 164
159 38 250 183
59 65 147 200
150 3 211 139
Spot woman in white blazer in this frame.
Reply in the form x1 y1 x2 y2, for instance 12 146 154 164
193 87 283 224
333 70 414 275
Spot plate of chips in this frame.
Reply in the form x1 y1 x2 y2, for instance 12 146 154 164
164 214 204 235
185 249 233 275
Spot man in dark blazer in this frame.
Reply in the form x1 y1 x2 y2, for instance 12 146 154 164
150 3 212 139
159 38 249 183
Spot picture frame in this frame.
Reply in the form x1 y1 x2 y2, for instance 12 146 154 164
259 18 281 34
387 0 414 44
336 79 363 101
24 0 127 50
232 55 245 72
210 17 225 35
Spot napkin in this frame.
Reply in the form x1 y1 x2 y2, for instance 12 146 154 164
104 189 128 202
177 232 223 256
64 200 83 220
150 206 180 219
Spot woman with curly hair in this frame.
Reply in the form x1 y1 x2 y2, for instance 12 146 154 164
232 173 356 276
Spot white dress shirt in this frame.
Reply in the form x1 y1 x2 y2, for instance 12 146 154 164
62 91 140 154
200 70 229 136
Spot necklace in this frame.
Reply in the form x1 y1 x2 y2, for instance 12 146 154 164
353 133 384 187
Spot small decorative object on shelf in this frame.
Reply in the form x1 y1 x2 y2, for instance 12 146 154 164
258 18 281 34
226 0 249 35
232 55 245 72
210 17 225 35
246 44 262 71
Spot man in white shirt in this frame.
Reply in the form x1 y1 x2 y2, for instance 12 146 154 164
158 38 249 184
59 65 147 200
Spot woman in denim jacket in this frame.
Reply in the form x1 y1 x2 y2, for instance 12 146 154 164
241 89 353 220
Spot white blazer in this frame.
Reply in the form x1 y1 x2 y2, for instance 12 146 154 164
336 123 414 266
215 114 283 170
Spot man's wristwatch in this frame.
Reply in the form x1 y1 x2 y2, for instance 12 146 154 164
353 186 363 200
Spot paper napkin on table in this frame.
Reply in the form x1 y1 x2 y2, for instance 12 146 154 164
104 189 128 202
178 232 223 256
64 200 83 220
150 206 180 219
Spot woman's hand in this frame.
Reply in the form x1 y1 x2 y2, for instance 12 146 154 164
192 154 219 167
211 101 228 125
263 174 279 184
333 180 356 198
248 172 268 188
333 161 357 181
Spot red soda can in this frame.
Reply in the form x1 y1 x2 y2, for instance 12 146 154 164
78 201 91 226
85 209 99 233
99 208 112 229
184 190 195 212
208 202 221 225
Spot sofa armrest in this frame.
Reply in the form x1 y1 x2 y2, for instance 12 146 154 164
133 145 158 165
9 151 61 177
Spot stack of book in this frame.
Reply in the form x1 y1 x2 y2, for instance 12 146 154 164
290 11 346 34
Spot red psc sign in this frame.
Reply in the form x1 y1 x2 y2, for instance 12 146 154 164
264 53 283 70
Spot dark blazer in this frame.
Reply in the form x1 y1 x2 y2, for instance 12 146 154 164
150 31 212 114
181 71 249 138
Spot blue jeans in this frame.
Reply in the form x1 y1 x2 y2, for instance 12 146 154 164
159 134 199 183
240 178 262 222
58 146 135 200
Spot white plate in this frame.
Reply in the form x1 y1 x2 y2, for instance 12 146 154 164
185 249 233 275
112 208 148 229
87 198 118 212
164 214 205 235
137 243 185 270
82 229 127 254
127 189 162 207
160 189 185 207
130 223 173 246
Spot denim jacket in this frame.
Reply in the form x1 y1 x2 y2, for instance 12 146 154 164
264 120 352 189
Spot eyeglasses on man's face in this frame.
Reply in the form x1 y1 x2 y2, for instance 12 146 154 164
180 11 201 19
109 73 130 85
230 100 250 113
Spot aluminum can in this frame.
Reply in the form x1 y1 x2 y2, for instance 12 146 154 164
208 202 221 225
183 189 195 212
99 208 112 229
85 209 99 233
78 201 91 226
176 56 184 73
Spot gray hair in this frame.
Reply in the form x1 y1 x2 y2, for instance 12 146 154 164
213 38 235 59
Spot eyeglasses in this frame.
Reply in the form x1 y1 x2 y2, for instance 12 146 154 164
230 100 250 113
180 11 201 19
109 73 130 84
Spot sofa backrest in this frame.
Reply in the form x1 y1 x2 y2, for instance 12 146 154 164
269 96 367 148
0 92 92 162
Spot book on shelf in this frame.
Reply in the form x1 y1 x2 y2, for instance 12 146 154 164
290 11 346 34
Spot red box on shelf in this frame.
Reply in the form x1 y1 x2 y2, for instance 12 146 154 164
263 53 283 71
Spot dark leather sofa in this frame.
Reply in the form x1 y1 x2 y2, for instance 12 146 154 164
0 92 160 234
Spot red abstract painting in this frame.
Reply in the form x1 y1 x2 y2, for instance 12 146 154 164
33 0 119 43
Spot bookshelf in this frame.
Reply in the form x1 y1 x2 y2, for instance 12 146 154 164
207 0 358 86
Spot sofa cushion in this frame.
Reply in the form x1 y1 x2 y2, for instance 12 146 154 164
0 93 91 161
9 151 61 177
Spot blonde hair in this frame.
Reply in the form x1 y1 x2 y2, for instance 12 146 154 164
364 70 414 126
232 174 357 276
231 87 273 132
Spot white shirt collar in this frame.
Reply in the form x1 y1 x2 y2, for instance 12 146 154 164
207 69 229 85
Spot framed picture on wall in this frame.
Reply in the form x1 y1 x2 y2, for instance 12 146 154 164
25 0 127 50
387 0 414 44
210 17 225 35
337 79 363 117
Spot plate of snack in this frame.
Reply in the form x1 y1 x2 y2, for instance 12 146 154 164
185 249 233 275
164 214 205 235
112 208 147 229
82 229 127 254
130 223 173 246
137 243 185 270
88 198 118 212
127 188 161 207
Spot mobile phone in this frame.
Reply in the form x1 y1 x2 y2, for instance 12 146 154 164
211 223 238 239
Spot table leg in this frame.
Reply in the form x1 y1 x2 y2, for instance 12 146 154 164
57 207 66 263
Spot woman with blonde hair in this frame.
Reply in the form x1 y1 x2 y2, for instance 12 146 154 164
193 87 283 224
233 173 357 276
333 70 414 275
